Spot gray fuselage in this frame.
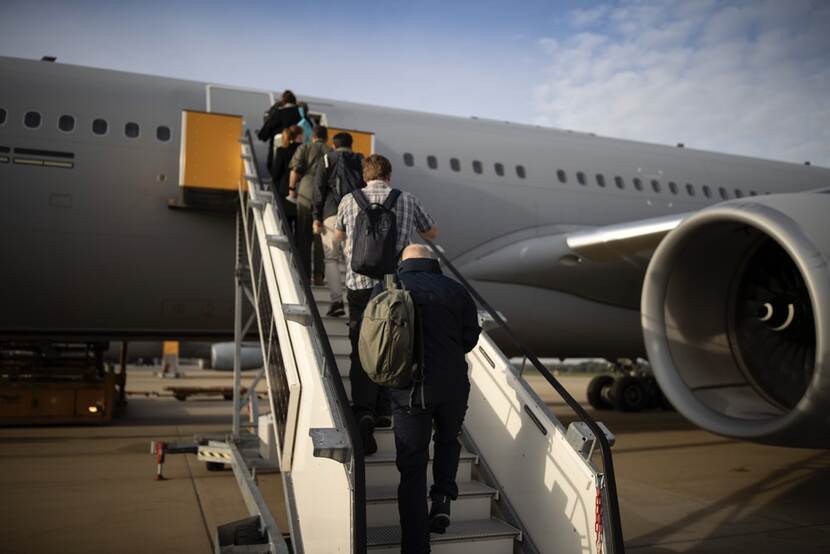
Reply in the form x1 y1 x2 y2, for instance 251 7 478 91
2 56 828 357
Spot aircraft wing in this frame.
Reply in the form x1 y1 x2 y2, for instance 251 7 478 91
565 212 690 262
457 212 692 310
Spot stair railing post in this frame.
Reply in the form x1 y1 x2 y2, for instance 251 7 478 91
232 210 244 440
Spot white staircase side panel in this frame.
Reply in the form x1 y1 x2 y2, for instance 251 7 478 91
464 332 603 554
252 193 355 554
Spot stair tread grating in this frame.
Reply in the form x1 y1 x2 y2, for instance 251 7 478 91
367 518 520 547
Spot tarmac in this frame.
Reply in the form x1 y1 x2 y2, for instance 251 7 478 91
1 366 827 553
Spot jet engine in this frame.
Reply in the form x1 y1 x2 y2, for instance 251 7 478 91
641 193 830 447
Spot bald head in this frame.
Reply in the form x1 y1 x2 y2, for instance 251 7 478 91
401 244 435 261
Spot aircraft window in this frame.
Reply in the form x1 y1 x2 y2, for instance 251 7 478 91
58 115 75 133
450 158 460 172
0 107 6 125
686 183 695 196
651 179 662 193
749 190 758 196
125 122 140 139
719 187 729 199
576 171 586 185
614 176 625 189
156 125 171 142
516 165 526 179
427 155 438 169
92 118 108 135
633 177 643 191
24 111 42 129
668 181 678 194
596 174 606 187
472 160 483 174
494 163 504 177
734 188 744 198
403 153 414 167
702 185 711 198
556 169 567 183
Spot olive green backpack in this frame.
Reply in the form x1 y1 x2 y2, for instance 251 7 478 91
358 275 417 388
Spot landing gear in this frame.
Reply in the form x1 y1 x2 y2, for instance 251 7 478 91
587 374 614 410
610 375 646 412
586 359 671 413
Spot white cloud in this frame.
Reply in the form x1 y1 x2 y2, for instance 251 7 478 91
570 6 609 28
533 0 830 166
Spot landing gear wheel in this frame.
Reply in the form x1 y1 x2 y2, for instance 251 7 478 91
587 375 615 410
611 375 646 412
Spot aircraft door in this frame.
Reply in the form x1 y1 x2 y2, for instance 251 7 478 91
206 85 274 178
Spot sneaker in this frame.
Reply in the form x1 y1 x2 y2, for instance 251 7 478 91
326 301 345 317
375 415 393 429
358 414 377 456
428 495 451 534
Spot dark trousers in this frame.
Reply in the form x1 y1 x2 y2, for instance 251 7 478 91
296 204 324 280
347 287 387 418
390 380 470 554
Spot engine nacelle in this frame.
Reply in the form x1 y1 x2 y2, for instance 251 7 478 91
642 193 830 447
210 342 263 371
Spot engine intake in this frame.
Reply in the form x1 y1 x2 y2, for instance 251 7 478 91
642 193 830 447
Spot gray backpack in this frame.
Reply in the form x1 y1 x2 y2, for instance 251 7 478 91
358 275 417 388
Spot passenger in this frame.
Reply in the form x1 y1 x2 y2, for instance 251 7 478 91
375 244 481 554
257 90 301 178
334 154 438 454
289 125 331 284
270 125 304 231
312 132 365 317
296 101 315 144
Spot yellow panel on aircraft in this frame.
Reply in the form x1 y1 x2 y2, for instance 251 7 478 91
163 341 180 356
180 110 243 191
326 128 375 158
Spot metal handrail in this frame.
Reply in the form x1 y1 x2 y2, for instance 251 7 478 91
423 237 626 554
244 130 367 553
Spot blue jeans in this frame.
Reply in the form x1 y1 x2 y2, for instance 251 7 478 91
389 380 470 554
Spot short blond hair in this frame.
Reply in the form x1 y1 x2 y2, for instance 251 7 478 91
363 154 392 182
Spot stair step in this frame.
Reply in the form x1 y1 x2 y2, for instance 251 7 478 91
315 297 349 316
367 518 520 553
366 480 497 527
327 336 350 356
320 316 349 338
365 450 476 488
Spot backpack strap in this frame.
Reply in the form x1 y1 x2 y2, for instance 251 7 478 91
384 274 397 291
352 187 370 210
383 189 402 210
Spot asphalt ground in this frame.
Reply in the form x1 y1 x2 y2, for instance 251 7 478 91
1 367 827 553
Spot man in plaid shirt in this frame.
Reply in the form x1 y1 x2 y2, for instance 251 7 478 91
335 153 438 454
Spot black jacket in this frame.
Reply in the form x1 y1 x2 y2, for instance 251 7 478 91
258 104 300 142
371 258 481 403
258 104 301 171
271 142 301 198
312 148 365 221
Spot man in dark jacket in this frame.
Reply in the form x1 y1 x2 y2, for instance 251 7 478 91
257 90 301 177
312 132 364 317
372 244 481 554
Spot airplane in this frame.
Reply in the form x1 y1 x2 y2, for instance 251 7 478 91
1 55 828 447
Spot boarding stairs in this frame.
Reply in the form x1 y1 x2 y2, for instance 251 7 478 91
234 129 624 554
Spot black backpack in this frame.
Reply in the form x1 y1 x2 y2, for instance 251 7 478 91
351 189 401 279
328 151 365 204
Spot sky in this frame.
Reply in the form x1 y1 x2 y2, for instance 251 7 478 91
1 0 828 166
